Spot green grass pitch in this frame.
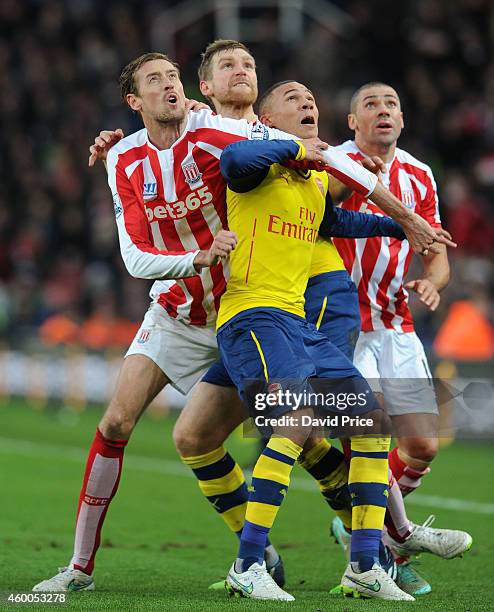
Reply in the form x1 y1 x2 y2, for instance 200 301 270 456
1 400 493 611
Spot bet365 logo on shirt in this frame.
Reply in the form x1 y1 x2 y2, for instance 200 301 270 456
145 186 213 221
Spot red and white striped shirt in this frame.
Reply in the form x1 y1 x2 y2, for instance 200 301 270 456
107 111 379 326
333 140 441 333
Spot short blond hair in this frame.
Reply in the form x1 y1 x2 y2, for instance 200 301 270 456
198 39 252 81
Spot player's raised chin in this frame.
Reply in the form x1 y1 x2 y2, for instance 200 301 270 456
260 81 319 139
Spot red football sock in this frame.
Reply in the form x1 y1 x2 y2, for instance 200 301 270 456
388 447 407 481
70 429 127 574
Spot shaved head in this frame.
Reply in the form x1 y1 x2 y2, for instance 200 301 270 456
350 81 398 113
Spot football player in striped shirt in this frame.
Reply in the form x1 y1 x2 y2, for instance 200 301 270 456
331 82 472 580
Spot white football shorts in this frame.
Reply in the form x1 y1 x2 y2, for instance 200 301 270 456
354 329 438 415
126 303 219 394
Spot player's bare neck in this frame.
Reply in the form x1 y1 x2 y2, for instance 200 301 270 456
356 138 396 164
216 103 257 122
145 117 188 150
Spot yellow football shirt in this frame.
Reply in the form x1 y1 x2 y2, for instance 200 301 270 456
217 164 332 328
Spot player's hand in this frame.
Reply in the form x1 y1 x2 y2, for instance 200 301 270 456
358 155 387 181
185 98 210 112
299 137 328 164
88 129 125 167
208 230 238 264
194 230 238 269
404 279 441 311
401 214 456 255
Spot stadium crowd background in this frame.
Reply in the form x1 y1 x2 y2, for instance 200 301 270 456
1 0 493 366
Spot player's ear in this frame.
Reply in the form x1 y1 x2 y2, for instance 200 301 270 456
260 113 275 128
348 113 357 131
199 80 212 98
400 112 404 129
127 94 142 113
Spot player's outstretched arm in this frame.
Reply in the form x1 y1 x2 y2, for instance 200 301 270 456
321 147 456 255
320 204 406 240
327 155 386 205
220 138 327 192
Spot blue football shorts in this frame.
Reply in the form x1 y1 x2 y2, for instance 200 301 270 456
203 270 361 388
215 307 378 419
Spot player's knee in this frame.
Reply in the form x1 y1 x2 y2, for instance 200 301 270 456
173 422 218 457
406 438 438 464
172 423 193 456
99 403 137 440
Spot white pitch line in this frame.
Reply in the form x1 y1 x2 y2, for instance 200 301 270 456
287 475 494 515
1 436 493 515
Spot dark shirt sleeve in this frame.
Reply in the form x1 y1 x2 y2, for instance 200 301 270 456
220 139 301 193
319 192 406 240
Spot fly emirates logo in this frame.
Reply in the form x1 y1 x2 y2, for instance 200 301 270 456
267 206 318 243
